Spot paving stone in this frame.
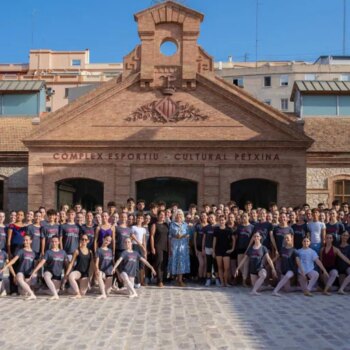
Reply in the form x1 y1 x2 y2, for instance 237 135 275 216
0 285 349 350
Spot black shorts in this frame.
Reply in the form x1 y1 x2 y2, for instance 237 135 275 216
74 270 89 278
52 275 62 281
215 250 230 257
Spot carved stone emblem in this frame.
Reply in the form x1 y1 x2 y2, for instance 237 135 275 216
125 97 208 123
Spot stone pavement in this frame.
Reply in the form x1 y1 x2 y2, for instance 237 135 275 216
0 285 349 350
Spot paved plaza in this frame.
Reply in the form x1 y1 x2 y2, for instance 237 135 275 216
1 285 349 350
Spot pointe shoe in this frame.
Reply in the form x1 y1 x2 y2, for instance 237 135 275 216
303 290 313 297
26 294 37 301
48 295 59 301
272 291 281 297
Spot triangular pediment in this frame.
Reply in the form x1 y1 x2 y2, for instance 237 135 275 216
134 1 204 23
23 1 312 149
24 72 312 147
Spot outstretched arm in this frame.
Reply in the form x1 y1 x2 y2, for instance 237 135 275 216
30 259 47 278
64 250 79 278
140 257 156 276
335 247 350 266
112 257 123 273
0 255 19 273
315 258 329 279
235 255 248 277
265 253 277 278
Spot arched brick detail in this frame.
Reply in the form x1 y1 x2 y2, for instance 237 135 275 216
219 165 291 206
130 165 204 206
42 165 114 209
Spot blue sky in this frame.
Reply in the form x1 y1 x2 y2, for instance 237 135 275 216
0 0 347 63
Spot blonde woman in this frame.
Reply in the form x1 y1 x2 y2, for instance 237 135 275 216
168 210 190 287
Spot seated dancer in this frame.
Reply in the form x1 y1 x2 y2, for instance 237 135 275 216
113 238 156 298
235 232 277 295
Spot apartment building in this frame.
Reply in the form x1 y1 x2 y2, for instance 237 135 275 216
215 56 350 113
0 49 123 112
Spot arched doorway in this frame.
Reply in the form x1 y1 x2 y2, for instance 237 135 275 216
231 179 278 209
136 177 197 209
56 178 103 211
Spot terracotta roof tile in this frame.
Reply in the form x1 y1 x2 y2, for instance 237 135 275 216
304 117 350 152
0 117 33 151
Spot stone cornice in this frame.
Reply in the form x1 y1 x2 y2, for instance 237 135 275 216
24 140 311 150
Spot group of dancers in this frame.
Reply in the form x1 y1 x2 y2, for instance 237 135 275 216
0 198 349 300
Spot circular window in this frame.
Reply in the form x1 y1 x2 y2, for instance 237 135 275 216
160 40 178 56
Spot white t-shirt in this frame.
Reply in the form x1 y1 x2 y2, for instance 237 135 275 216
307 221 325 244
297 248 318 274
131 226 146 245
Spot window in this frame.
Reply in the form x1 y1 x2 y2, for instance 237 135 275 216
305 74 316 81
264 76 271 87
71 59 81 67
233 78 244 88
334 180 350 203
46 107 52 112
281 98 289 111
264 99 271 105
64 88 69 98
280 75 289 86
0 180 3 210
340 74 350 82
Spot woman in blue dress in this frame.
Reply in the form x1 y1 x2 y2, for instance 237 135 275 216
168 210 190 286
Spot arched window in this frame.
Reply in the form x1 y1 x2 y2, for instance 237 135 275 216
56 178 104 211
231 179 278 209
136 177 197 209
334 180 350 203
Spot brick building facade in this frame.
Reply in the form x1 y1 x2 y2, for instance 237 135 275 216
21 1 313 211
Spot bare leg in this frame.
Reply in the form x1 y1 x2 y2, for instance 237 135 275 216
230 259 237 284
216 256 224 285
69 271 82 298
251 269 267 295
121 272 136 297
223 257 230 287
338 267 350 294
324 269 338 295
79 278 89 296
196 251 205 278
97 271 107 298
300 270 319 296
105 277 113 295
238 254 249 286
16 273 36 300
43 271 59 300
273 271 294 296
